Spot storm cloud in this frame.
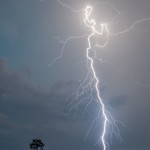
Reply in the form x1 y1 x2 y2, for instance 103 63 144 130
0 0 150 150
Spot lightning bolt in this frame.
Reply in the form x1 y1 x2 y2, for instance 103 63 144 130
111 17 150 36
84 6 109 150
49 1 150 150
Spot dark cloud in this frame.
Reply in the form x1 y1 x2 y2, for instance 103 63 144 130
0 58 150 150
109 95 128 108
0 59 101 150
0 0 150 150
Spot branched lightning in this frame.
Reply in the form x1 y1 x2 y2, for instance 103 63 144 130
49 34 87 66
57 0 83 13
50 1 150 150
111 17 150 36
84 6 109 150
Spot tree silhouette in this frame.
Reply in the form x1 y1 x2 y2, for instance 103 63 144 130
30 139 44 150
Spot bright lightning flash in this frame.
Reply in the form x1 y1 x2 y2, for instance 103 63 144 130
84 6 109 150
50 1 150 150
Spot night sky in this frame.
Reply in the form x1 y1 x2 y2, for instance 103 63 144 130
0 0 150 150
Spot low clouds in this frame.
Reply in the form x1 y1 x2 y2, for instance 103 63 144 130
0 59 99 150
0 1 150 149
0 51 150 150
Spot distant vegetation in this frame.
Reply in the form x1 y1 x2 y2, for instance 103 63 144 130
30 139 44 150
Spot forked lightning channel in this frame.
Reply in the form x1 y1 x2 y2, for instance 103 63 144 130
84 6 109 150
50 1 150 150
